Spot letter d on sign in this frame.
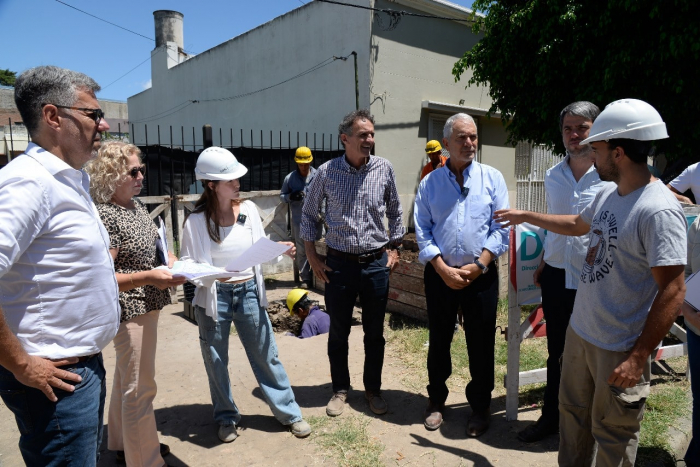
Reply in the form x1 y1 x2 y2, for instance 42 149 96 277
521 231 543 261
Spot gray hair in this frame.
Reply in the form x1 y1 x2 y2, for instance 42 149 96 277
443 113 477 140
559 101 600 131
14 65 101 136
338 109 375 138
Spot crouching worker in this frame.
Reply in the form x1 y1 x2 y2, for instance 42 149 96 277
287 289 330 339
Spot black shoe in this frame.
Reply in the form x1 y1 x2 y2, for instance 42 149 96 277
517 417 558 443
467 409 490 437
115 443 170 464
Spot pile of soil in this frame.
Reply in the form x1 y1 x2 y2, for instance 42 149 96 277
266 299 360 334
400 232 419 263
266 301 303 334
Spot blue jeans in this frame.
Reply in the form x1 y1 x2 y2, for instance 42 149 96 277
687 329 700 467
195 278 303 426
324 252 390 393
0 354 106 467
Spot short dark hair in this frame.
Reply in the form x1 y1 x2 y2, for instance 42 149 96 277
338 109 375 140
14 65 100 136
607 139 654 164
559 101 600 132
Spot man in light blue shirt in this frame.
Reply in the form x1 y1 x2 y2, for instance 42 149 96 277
517 101 609 443
414 113 509 437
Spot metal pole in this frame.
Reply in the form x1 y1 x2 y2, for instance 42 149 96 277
351 51 359 110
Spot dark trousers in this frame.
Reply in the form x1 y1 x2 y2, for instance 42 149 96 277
425 261 499 413
324 252 390 393
540 263 577 425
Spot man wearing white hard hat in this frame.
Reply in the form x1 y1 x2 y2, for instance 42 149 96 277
181 147 311 442
494 99 687 466
280 147 322 289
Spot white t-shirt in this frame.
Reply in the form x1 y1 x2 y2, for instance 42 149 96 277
210 205 255 281
669 162 700 201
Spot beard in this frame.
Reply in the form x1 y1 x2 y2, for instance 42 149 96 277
568 143 593 160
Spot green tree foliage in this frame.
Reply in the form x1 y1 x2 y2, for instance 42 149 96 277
453 1 700 160
0 69 17 86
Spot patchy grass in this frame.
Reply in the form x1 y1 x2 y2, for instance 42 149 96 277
385 299 691 464
307 414 385 467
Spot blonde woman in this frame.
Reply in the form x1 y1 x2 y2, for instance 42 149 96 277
86 142 185 466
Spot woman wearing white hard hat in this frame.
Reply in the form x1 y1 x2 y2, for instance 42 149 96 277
180 146 311 442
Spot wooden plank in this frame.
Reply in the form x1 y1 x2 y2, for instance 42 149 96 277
669 322 688 343
653 343 687 360
387 287 426 309
138 195 171 204
392 260 424 279
503 368 547 388
505 277 522 421
389 273 424 294
149 203 169 219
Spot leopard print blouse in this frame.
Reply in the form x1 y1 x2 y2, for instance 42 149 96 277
97 200 172 322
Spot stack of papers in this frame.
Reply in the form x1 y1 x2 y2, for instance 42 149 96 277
159 238 291 280
685 272 700 312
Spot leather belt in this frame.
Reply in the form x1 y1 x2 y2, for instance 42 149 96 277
327 246 386 264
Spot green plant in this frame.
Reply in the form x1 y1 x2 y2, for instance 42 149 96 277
453 0 700 162
307 414 385 466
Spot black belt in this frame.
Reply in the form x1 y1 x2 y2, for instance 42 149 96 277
58 353 100 366
327 246 386 264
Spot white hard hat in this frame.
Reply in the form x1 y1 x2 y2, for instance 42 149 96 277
580 98 668 145
195 146 248 180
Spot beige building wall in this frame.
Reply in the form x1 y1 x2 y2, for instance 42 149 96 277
369 0 516 225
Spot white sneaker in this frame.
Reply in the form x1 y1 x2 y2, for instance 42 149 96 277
218 423 238 443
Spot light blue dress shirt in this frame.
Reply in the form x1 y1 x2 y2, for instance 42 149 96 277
414 160 509 267
542 155 610 289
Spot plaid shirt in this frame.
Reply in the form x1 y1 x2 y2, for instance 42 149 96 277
301 154 404 254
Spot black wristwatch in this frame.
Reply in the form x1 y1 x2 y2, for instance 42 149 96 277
474 258 489 274
388 241 403 251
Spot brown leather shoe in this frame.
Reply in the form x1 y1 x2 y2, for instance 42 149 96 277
467 410 490 437
423 401 445 430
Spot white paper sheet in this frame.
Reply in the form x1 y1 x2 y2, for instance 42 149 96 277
159 261 233 281
224 237 290 272
156 217 169 266
685 272 700 312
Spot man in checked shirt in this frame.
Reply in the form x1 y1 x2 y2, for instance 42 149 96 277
302 109 405 417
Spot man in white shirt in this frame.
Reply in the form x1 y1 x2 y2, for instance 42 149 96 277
0 66 120 466
517 102 609 443
667 162 700 204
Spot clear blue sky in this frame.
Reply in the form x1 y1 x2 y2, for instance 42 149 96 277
0 0 475 102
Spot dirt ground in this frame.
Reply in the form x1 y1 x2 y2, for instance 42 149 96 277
0 272 557 467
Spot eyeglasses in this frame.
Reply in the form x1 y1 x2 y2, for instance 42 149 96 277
129 166 146 178
42 104 105 124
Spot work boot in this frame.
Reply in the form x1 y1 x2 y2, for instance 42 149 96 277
218 423 239 443
289 419 312 438
326 391 348 416
365 390 388 415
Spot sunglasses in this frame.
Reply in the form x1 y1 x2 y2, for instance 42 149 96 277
42 104 105 124
129 166 146 178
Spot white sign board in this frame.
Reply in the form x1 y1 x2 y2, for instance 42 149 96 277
514 223 545 306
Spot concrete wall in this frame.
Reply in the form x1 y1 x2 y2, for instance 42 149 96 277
369 0 516 225
128 1 372 148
